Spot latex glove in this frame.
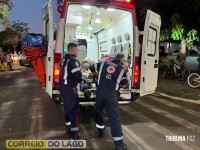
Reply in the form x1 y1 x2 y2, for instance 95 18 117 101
120 83 129 89
80 83 86 91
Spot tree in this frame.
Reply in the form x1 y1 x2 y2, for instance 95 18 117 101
2 28 19 52
135 0 200 69
9 20 29 36
0 29 12 51
0 0 12 26
0 20 29 52
171 26 199 53
136 0 200 51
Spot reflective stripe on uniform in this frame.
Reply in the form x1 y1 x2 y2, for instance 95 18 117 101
94 63 98 73
98 61 105 86
60 58 65 70
113 136 123 141
121 77 127 81
115 69 125 90
66 122 71 126
96 124 105 129
63 59 70 84
71 68 80 73
71 127 79 131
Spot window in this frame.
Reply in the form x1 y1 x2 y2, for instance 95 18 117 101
100 41 108 52
147 27 157 56
189 50 200 56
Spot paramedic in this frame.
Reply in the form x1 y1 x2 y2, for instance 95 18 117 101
59 43 82 140
91 53 128 150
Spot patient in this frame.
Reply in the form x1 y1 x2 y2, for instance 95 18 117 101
80 57 95 80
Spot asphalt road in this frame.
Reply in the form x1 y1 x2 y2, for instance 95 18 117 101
0 66 200 150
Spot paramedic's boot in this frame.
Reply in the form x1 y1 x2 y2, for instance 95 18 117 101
115 141 128 150
70 131 79 140
66 125 70 135
98 129 104 138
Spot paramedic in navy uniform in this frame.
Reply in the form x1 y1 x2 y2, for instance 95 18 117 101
91 53 128 150
59 43 82 140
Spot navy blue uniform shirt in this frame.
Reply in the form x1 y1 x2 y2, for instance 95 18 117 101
59 54 82 88
91 60 128 91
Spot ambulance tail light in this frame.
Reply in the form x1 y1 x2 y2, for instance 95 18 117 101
133 57 140 88
54 53 62 87
54 67 60 78
53 94 62 104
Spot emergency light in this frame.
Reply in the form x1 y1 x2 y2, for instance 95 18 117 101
95 0 131 3
113 0 131 3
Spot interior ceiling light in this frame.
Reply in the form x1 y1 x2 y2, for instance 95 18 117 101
107 8 115 11
82 5 91 9
96 9 101 15
95 18 101 23
88 25 92 30
80 17 83 21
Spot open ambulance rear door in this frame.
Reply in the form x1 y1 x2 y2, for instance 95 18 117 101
140 10 161 96
42 0 54 97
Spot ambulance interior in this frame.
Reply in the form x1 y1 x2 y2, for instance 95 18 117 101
64 4 134 94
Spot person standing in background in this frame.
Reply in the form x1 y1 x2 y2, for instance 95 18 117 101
6 52 12 71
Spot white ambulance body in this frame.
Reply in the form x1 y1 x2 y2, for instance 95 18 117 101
42 0 161 105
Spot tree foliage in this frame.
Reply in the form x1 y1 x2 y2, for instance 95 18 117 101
134 0 200 55
171 25 185 41
160 29 171 41
9 20 29 36
0 0 12 25
0 20 29 52
1 28 19 51
186 29 199 49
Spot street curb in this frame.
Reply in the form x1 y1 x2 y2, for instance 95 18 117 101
156 92 200 104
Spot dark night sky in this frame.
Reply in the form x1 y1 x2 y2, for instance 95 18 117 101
135 0 200 31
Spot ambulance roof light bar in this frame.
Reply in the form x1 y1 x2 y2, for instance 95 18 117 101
113 0 132 3
57 0 132 6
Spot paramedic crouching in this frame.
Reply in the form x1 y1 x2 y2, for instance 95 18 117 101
59 43 82 140
91 53 129 150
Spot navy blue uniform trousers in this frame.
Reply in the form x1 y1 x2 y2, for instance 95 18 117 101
96 88 123 147
59 85 80 139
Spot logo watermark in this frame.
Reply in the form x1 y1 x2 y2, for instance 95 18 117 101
165 135 195 142
6 140 86 149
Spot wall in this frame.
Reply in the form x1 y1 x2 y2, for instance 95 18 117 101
97 13 133 60
64 12 134 62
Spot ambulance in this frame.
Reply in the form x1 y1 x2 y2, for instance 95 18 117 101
42 0 161 105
